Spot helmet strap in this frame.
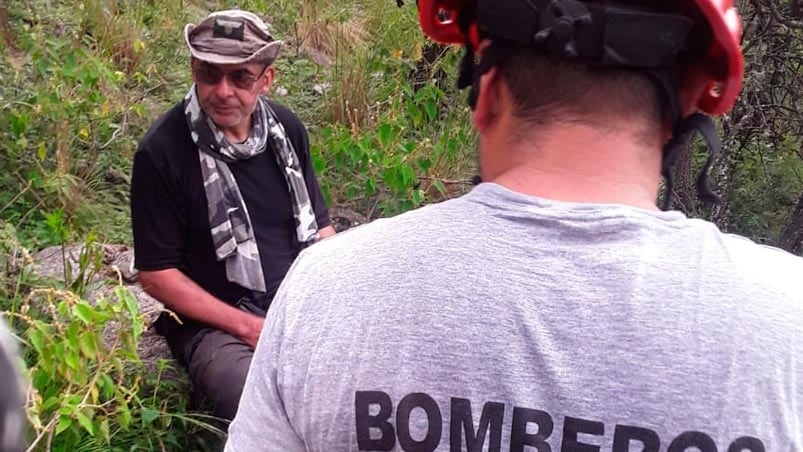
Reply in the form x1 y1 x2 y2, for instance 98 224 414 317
660 113 722 211
648 70 722 211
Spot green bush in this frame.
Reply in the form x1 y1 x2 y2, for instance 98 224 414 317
313 79 476 216
0 224 224 451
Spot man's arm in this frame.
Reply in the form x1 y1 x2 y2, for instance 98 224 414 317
130 149 263 347
139 269 264 348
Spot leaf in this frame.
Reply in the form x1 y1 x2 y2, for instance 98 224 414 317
118 406 131 429
133 38 146 53
79 333 97 360
118 287 140 318
141 408 159 425
74 303 94 324
412 189 425 205
28 328 45 353
433 180 448 197
100 374 115 399
32 142 48 164
10 113 28 136
447 138 458 155
56 415 72 435
407 103 423 127
65 351 79 370
132 320 143 339
383 167 401 192
424 100 438 122
42 396 60 410
67 323 80 351
99 419 110 442
312 153 326 174
400 164 416 188
377 123 392 148
399 141 416 154
57 300 70 317
28 171 42 188
58 403 75 416
76 412 95 436
418 158 432 172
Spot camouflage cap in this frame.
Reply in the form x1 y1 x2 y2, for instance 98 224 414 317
184 10 283 66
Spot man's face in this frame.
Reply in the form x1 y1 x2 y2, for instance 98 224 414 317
191 59 274 134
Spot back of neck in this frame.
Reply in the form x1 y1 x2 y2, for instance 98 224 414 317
484 123 663 210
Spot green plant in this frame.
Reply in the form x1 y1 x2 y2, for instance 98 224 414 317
8 285 223 451
0 221 35 312
0 223 225 450
313 79 476 217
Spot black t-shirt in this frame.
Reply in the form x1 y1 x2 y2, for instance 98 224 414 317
130 101 330 309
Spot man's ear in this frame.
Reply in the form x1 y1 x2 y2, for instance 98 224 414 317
260 66 275 95
472 66 502 134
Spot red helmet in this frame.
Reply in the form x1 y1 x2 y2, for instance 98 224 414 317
418 0 744 116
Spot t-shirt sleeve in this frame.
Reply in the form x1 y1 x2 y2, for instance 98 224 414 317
273 102 331 229
130 148 186 271
224 282 306 452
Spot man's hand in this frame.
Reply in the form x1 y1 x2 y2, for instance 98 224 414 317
139 269 268 348
236 314 266 349
318 225 337 241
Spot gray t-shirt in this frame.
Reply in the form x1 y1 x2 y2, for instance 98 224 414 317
0 319 23 452
226 183 803 452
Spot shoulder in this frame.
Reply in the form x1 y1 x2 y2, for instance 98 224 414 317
717 233 803 300
284 197 471 286
267 100 307 135
135 102 197 176
267 100 303 125
138 102 189 157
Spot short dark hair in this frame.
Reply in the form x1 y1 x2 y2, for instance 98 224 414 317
494 44 668 136
487 0 713 138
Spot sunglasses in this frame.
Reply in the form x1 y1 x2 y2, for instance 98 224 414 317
193 63 267 91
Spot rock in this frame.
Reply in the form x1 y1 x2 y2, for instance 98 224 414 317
104 168 130 185
329 206 369 233
275 86 289 96
312 82 332 95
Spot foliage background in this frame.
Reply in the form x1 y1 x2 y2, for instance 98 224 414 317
0 0 801 449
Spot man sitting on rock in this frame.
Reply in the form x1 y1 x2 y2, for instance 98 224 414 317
129 9 335 420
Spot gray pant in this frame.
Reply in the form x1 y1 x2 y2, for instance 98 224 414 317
186 329 253 421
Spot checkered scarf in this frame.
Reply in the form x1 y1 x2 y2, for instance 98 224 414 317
184 85 319 292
